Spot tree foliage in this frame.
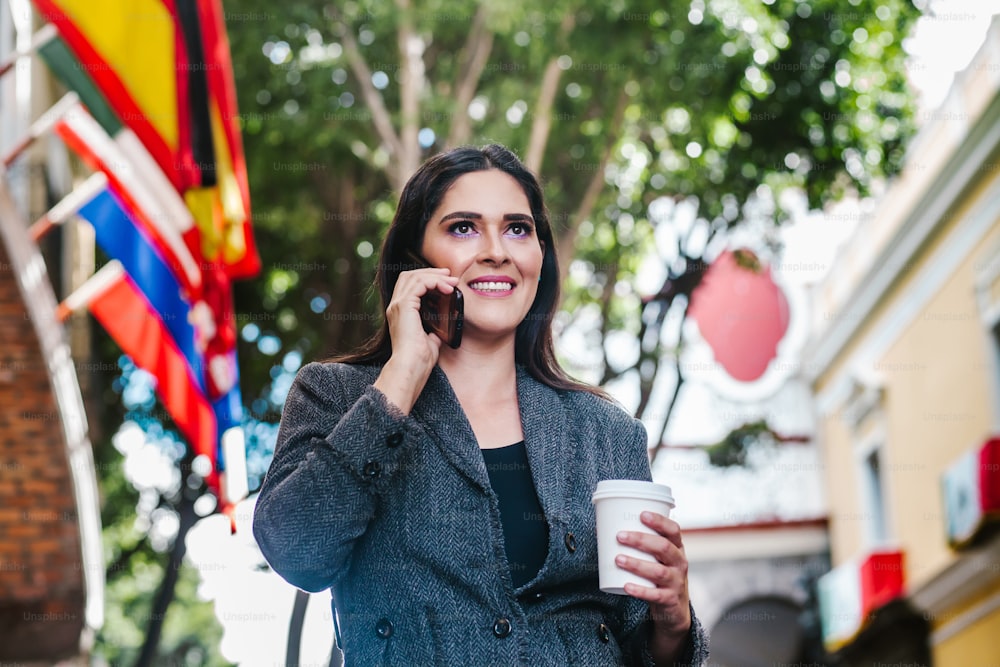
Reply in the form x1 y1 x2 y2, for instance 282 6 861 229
226 0 921 443
704 419 776 467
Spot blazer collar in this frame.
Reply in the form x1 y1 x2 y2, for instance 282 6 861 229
413 365 569 519
412 365 486 490
517 365 570 522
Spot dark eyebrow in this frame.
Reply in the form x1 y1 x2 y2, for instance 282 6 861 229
439 211 535 223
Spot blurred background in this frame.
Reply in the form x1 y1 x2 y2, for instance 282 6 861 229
2 0 1000 665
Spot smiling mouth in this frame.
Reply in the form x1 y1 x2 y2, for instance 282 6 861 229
468 280 514 292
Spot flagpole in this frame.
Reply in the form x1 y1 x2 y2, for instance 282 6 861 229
29 171 107 241
0 24 57 79
1 91 79 167
55 259 124 323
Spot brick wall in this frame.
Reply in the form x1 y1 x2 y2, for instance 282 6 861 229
0 237 85 661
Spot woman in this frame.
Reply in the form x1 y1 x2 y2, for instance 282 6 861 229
253 144 709 665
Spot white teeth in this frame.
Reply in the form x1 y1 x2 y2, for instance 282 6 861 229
470 281 513 291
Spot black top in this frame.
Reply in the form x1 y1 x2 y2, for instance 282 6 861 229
481 441 549 588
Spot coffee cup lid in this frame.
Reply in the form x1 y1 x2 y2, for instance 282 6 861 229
591 479 675 506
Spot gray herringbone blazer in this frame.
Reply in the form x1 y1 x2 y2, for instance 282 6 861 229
253 362 709 666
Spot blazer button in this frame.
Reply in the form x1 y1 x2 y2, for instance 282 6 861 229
375 618 394 639
492 617 512 638
386 431 403 448
597 622 610 643
564 532 577 553
363 460 382 478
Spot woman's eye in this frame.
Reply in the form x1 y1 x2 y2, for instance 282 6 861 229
508 223 531 237
449 221 475 236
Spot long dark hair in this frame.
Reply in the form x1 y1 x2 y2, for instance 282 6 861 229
329 144 607 398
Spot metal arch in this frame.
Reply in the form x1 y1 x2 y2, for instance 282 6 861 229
0 170 105 634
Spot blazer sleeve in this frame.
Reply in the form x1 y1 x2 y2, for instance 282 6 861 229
613 418 711 667
251 362 422 592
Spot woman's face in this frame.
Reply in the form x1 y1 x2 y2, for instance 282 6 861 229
420 169 544 343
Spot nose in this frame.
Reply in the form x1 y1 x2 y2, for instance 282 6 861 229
478 229 510 265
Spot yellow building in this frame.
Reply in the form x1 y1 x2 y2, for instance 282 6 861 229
806 17 1000 666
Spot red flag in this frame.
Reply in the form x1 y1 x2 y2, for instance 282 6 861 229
172 0 260 279
193 0 259 279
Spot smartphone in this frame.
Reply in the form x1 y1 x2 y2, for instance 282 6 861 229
404 251 464 349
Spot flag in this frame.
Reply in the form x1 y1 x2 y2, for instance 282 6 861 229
51 96 203 297
31 0 260 280
190 0 259 279
31 0 198 190
45 98 240 401
60 260 218 488
77 175 205 382
47 100 244 500
30 2 258 510
213 355 249 506
174 0 260 279
35 32 196 254
70 178 250 500
38 55 248 399
74 184 219 485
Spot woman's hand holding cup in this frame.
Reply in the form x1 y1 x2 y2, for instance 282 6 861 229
592 480 691 659
615 511 692 657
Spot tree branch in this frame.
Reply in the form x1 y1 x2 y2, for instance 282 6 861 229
330 9 403 188
597 262 620 386
135 489 199 667
633 301 661 420
395 0 424 186
556 89 629 288
649 362 685 465
524 13 576 173
524 61 561 173
445 5 494 149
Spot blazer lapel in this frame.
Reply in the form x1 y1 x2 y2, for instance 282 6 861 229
412 365 491 492
517 366 570 522
411 364 572 514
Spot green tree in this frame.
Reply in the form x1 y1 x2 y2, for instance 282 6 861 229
227 0 920 449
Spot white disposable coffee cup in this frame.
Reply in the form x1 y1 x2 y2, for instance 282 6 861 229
591 479 675 595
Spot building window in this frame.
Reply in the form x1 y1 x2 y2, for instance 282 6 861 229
844 376 892 548
862 447 889 545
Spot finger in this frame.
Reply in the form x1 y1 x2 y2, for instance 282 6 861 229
616 561 689 609
617 530 686 568
396 272 460 296
400 267 456 285
403 266 452 274
639 512 684 550
620 578 686 612
614 553 677 587
434 276 461 293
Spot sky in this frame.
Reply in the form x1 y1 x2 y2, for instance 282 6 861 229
176 6 1000 664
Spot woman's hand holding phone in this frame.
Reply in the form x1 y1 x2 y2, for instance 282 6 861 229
373 259 460 414
400 251 463 349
